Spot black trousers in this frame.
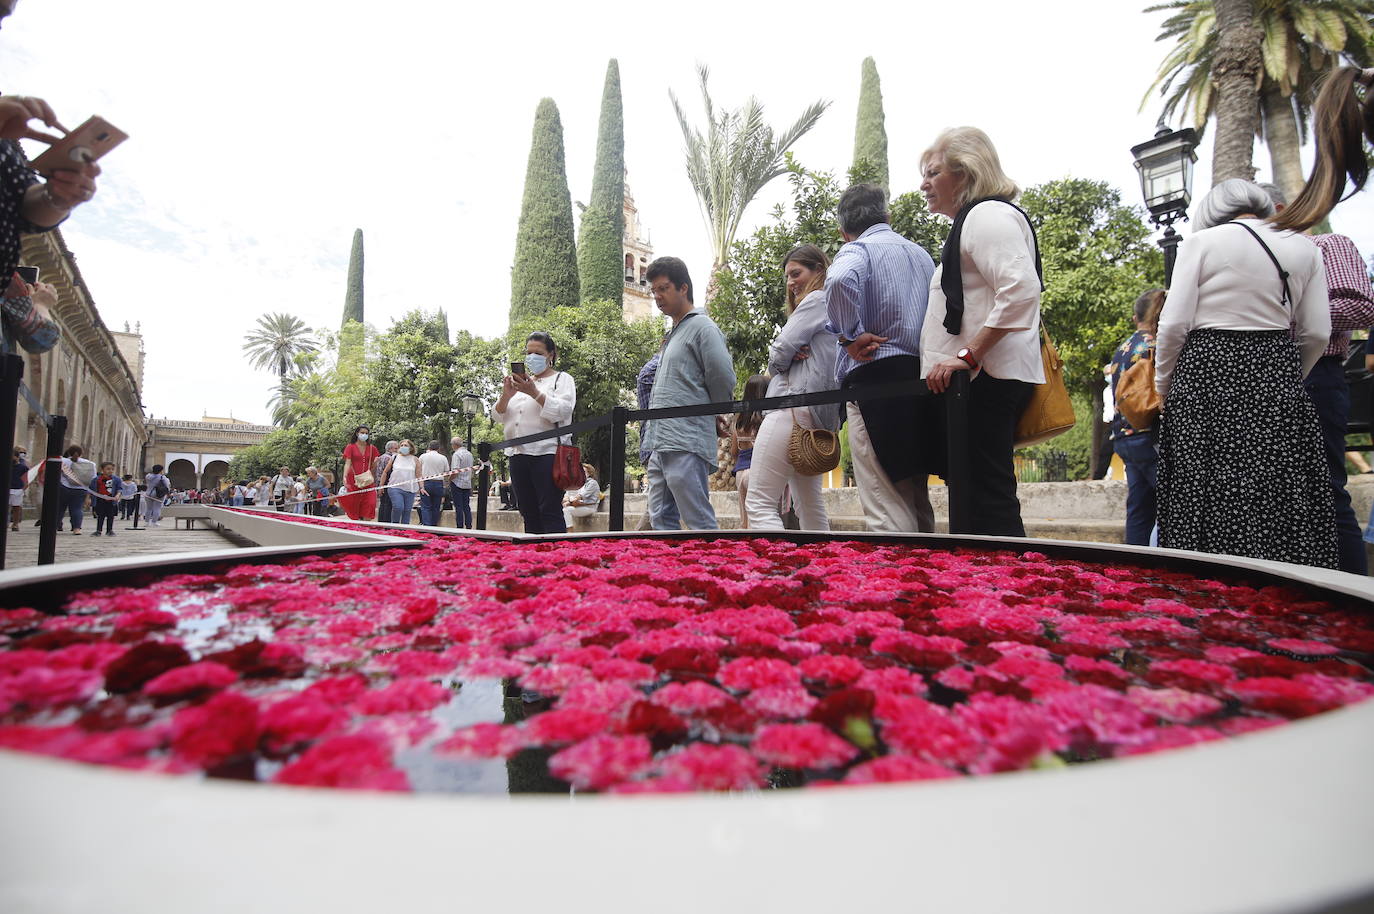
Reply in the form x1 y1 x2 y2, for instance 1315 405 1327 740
967 372 1035 537
1302 356 1366 574
509 453 565 534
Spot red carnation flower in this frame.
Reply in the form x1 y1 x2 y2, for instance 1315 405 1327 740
523 708 611 745
845 756 957 785
103 640 192 693
353 678 450 716
170 691 260 768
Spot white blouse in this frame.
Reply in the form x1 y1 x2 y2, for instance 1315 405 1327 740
386 454 420 493
921 201 1045 385
1154 217 1329 397
492 370 577 457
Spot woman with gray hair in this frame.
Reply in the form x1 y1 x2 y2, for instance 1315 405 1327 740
1152 178 1336 567
920 126 1044 536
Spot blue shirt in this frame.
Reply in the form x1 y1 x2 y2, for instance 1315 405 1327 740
824 223 935 382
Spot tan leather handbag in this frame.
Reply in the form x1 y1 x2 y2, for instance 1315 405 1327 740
1014 326 1076 448
1115 352 1160 431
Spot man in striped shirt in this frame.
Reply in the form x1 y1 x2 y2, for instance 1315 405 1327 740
825 183 937 532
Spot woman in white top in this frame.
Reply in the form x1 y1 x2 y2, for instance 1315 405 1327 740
920 126 1043 536
493 332 576 534
379 438 420 524
745 244 840 530
1153 178 1336 568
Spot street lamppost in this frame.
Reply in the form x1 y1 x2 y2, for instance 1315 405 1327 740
1131 121 1200 288
460 393 482 446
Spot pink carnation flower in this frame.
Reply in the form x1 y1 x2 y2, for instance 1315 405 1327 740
353 678 450 716
656 743 765 791
143 661 238 700
523 708 611 745
845 755 957 785
752 722 859 770
548 734 652 791
274 733 410 791
1266 638 1340 657
0 666 103 713
742 686 819 719
1126 687 1224 723
436 722 528 759
797 655 867 687
651 681 731 714
260 693 349 752
718 657 801 692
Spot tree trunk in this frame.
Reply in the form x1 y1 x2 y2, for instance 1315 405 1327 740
1210 0 1263 186
1261 84 1305 204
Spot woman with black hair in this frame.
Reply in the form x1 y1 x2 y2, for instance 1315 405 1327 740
493 332 576 534
339 425 380 520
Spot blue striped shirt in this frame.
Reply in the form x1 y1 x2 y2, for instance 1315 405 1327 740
824 223 936 382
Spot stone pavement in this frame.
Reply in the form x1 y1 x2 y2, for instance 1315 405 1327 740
0 518 247 569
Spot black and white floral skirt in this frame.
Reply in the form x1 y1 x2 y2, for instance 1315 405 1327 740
1157 328 1337 569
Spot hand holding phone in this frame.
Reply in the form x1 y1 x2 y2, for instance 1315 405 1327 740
30 115 126 178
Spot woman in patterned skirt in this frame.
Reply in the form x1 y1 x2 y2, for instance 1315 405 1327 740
1154 179 1336 568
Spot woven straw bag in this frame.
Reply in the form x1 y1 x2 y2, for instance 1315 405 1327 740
787 423 841 476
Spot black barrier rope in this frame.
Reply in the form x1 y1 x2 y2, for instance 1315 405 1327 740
474 374 971 535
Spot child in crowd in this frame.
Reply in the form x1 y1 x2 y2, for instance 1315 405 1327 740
119 474 138 519
89 462 120 536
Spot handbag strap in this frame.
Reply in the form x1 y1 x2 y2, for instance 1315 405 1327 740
1226 220 1292 312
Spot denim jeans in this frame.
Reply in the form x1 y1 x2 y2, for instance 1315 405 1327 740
450 484 472 528
61 486 86 530
1112 432 1158 546
647 450 717 531
1303 357 1366 574
420 479 446 526
389 488 416 524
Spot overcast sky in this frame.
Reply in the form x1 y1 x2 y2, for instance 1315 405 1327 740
4 0 1372 426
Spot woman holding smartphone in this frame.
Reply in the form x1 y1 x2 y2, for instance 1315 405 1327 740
493 332 576 534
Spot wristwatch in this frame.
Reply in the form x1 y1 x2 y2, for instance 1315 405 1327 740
956 347 980 369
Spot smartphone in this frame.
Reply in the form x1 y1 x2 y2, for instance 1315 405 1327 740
511 362 526 377
30 115 128 178
14 266 38 285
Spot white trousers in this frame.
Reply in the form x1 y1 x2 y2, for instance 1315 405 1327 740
745 409 830 531
846 402 933 533
563 503 597 527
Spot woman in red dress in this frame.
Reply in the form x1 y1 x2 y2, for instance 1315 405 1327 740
338 426 380 520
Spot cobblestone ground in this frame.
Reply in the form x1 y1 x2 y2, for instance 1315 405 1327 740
0 516 245 569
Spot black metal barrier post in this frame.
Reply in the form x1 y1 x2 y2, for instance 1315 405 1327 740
475 442 490 531
609 405 628 531
944 371 972 534
0 353 23 568
37 414 65 566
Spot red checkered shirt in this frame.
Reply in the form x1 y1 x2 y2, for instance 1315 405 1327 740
1311 233 1374 358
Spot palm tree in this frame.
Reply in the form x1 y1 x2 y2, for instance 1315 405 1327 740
268 370 331 428
1145 0 1374 196
244 313 319 379
244 313 320 427
670 65 829 299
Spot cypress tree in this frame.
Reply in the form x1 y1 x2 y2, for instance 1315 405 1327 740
511 98 580 323
577 60 626 305
342 228 364 327
852 58 889 192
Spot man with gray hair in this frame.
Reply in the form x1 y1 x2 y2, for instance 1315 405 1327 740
826 182 937 532
1263 180 1374 574
449 436 474 529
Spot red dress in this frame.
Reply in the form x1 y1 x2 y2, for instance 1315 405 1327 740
338 441 380 520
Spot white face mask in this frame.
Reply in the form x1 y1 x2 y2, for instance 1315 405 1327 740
525 353 549 375
399 446 411 455
358 433 369 442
